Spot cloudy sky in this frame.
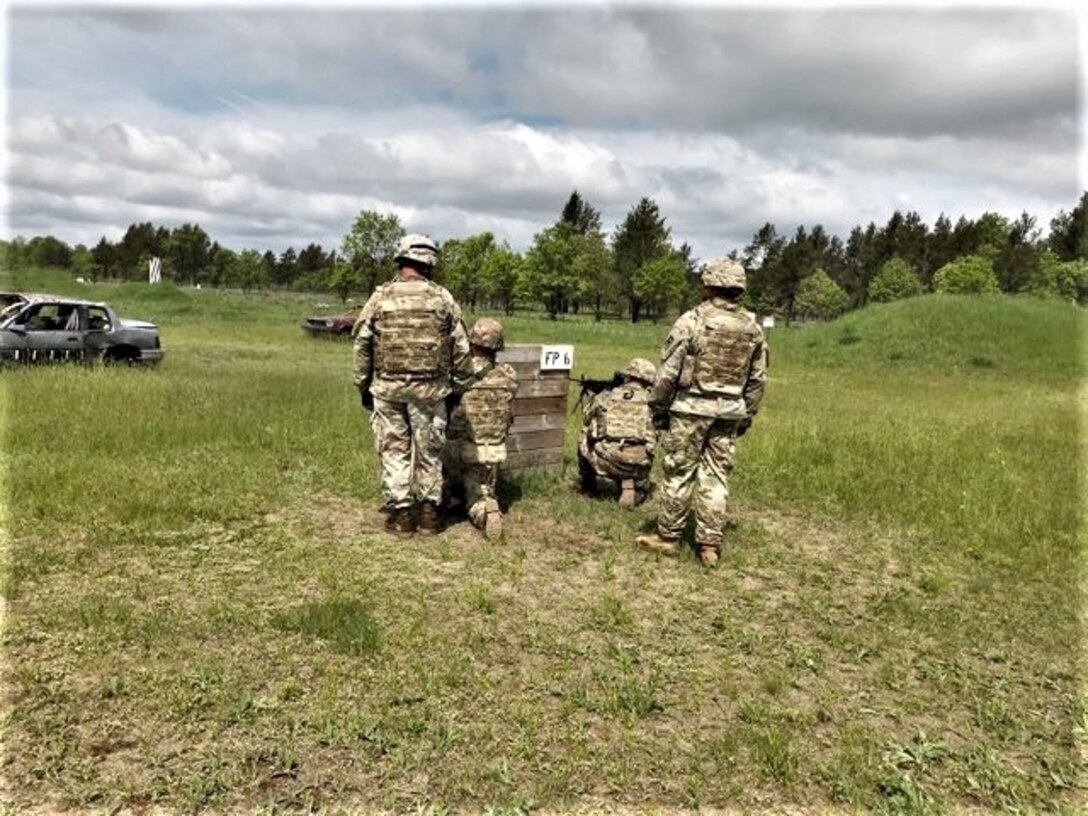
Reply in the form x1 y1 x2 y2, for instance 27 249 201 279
2 0 1084 263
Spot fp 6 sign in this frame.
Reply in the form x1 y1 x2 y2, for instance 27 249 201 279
539 344 574 371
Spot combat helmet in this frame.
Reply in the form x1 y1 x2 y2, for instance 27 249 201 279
469 317 505 351
622 357 656 386
395 233 439 270
701 258 747 292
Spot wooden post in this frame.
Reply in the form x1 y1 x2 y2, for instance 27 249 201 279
496 344 570 472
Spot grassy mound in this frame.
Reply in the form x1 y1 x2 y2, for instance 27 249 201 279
774 293 1086 380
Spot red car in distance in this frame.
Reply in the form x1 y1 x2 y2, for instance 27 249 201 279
301 306 358 339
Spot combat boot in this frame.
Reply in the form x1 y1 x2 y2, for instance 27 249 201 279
618 479 637 509
384 507 415 538
483 497 503 541
417 501 440 536
635 533 680 557
698 545 720 568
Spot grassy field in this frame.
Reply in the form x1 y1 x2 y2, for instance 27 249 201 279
0 269 1084 814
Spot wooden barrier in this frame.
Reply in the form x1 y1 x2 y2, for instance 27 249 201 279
496 344 570 471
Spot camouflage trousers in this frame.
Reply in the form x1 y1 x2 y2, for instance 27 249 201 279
443 443 500 529
370 396 448 509
656 413 738 547
577 431 653 492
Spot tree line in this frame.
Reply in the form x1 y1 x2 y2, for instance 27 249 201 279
4 191 1087 322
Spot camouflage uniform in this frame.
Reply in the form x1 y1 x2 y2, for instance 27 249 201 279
444 321 519 539
578 358 658 508
639 259 767 566
353 234 477 534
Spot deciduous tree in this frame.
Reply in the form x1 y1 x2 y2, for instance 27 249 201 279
794 268 849 320
522 223 588 319
341 211 404 296
868 257 923 303
634 253 687 322
934 255 999 295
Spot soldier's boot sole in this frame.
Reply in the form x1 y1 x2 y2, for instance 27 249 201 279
636 533 681 557
483 499 503 541
698 546 720 568
618 480 637 509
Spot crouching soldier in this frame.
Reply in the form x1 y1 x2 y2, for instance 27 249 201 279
444 318 520 539
577 357 659 508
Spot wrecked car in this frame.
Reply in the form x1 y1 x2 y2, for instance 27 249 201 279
0 295 164 366
301 308 359 339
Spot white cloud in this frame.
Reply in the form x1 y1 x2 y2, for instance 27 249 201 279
2 3 1083 262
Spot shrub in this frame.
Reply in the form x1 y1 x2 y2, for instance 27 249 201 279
934 255 999 295
795 269 849 321
869 257 924 303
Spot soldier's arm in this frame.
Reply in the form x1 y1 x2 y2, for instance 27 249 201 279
649 317 692 412
352 296 378 388
502 364 520 428
447 300 479 391
742 328 768 416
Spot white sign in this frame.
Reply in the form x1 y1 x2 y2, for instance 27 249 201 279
148 256 162 284
761 315 775 328
540 344 574 371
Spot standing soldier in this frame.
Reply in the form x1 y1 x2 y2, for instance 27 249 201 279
636 258 767 567
577 358 659 508
443 318 520 540
353 234 477 537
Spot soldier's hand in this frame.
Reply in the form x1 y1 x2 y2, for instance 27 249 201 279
359 388 374 412
652 410 671 432
444 391 462 415
736 417 752 437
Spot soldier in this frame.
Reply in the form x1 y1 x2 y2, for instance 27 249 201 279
353 233 477 537
577 357 659 508
443 318 520 540
635 258 767 567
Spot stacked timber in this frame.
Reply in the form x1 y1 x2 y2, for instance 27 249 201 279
495 344 569 472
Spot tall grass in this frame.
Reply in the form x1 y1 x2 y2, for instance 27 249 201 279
1 270 1084 814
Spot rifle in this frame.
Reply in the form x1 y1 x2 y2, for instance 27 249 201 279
572 372 624 414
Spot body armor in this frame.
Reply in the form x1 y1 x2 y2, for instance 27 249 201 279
690 306 761 398
374 282 449 379
461 366 516 445
598 387 656 443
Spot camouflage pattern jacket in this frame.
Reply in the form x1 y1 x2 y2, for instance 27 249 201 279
583 382 658 465
352 277 477 402
650 297 767 420
448 360 520 464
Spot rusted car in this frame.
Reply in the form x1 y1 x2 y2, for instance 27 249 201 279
301 308 358 339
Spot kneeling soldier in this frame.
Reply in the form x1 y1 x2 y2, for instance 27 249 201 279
577 357 659 508
444 318 520 539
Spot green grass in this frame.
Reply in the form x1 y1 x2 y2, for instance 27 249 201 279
1 269 1085 814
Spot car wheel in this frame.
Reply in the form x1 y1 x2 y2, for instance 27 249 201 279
103 347 140 365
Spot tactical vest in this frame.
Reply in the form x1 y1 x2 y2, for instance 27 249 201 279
598 387 655 443
690 305 761 398
461 367 515 445
373 282 450 379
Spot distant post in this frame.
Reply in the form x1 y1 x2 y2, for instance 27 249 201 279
148 256 162 284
